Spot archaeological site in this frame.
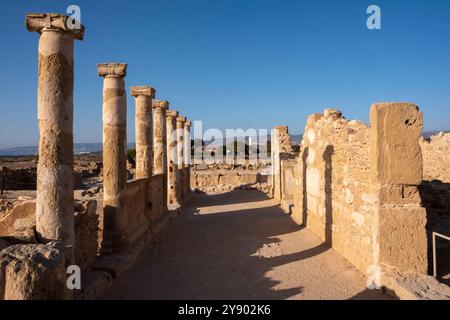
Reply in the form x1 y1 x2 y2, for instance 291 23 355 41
1 3 450 305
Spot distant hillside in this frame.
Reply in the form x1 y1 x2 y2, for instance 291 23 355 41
290 134 303 145
0 143 136 157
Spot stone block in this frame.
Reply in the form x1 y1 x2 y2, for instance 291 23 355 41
0 244 66 300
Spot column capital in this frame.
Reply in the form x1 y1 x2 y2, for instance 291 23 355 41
167 110 179 119
153 100 169 110
185 121 192 128
26 13 85 40
97 63 127 78
130 86 155 98
177 116 186 124
274 125 288 134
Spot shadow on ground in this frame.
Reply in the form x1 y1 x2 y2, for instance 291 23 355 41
102 189 391 300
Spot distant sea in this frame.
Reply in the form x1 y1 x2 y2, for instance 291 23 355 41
0 131 447 156
0 143 136 157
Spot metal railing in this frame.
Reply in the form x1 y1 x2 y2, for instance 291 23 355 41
432 231 450 278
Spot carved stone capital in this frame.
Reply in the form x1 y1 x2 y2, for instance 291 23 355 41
153 100 169 110
130 86 155 98
26 13 85 40
177 116 186 123
97 63 127 78
185 121 192 128
166 110 179 119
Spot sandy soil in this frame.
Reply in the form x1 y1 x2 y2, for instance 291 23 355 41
102 190 391 300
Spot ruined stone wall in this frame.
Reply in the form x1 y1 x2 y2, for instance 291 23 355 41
419 133 450 251
290 105 429 275
191 164 272 194
149 174 165 224
123 179 149 245
420 133 450 183
280 158 296 213
1 199 99 271
292 109 377 273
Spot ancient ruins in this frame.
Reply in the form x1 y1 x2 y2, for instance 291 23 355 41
1 13 450 300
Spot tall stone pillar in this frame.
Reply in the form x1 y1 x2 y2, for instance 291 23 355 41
131 86 155 179
184 121 192 197
176 116 186 202
370 103 428 274
153 100 169 212
26 14 84 246
166 110 179 207
98 63 128 251
271 126 291 202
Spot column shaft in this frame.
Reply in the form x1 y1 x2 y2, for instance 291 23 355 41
98 63 128 251
26 14 84 246
166 111 179 206
131 87 155 179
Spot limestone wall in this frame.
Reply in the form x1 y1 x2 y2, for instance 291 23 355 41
280 159 296 213
419 133 450 251
420 133 450 182
123 179 149 245
289 105 429 276
291 109 376 273
191 164 271 194
0 199 99 271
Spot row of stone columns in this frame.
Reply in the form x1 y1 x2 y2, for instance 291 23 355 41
97 65 192 251
26 13 192 254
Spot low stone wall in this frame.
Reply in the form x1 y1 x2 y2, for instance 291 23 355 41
191 165 271 194
124 179 149 245
0 199 99 272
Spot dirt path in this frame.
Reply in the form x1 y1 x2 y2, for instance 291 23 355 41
102 190 391 300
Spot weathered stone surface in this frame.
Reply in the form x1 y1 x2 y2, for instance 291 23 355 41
74 200 99 270
0 244 66 300
27 13 84 247
382 269 450 300
166 110 179 206
420 132 450 182
271 126 292 202
98 63 129 251
132 86 155 179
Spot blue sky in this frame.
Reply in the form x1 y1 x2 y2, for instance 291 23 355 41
0 0 449 149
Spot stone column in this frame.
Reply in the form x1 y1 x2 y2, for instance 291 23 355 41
98 63 128 251
26 14 84 246
131 86 155 179
153 100 169 211
166 110 179 207
184 121 192 197
176 116 186 202
370 103 428 274
153 100 169 176
272 126 291 202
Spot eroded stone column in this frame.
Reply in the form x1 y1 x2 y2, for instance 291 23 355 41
370 102 428 274
176 116 186 202
184 121 192 197
166 110 179 207
271 126 291 202
98 63 128 251
131 86 155 179
26 13 84 246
